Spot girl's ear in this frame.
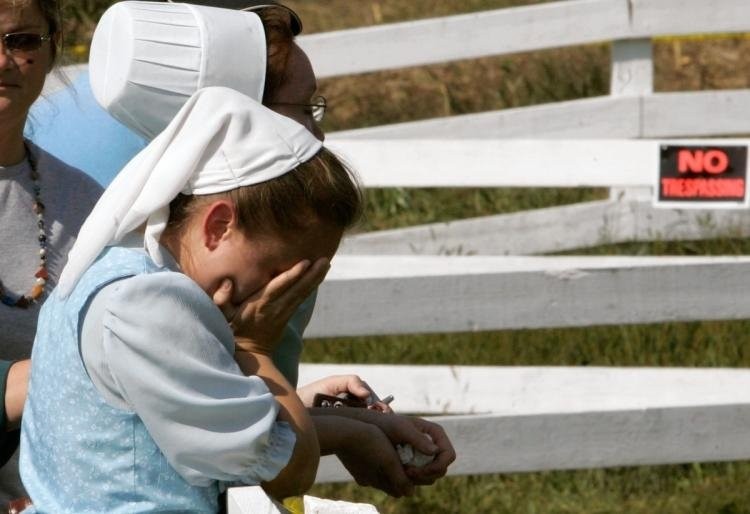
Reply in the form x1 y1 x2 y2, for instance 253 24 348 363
201 200 236 251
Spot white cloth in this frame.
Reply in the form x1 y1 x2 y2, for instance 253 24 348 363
58 86 323 297
89 0 267 139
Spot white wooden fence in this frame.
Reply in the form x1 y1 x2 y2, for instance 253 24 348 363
292 0 750 484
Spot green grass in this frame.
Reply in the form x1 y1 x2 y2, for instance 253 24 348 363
359 187 605 232
309 463 750 514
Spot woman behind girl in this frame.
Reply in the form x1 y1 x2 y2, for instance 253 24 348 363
0 0 103 503
20 86 362 513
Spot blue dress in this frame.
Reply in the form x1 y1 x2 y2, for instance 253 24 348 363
20 246 295 513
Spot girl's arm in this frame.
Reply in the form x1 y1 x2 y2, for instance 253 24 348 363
311 407 455 487
234 350 319 498
311 414 416 498
225 259 329 496
3 359 29 431
82 272 300 488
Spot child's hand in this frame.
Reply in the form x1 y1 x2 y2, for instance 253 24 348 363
318 409 456 485
214 257 331 356
330 420 415 498
297 375 393 413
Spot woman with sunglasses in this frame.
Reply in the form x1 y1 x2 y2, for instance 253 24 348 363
0 0 104 505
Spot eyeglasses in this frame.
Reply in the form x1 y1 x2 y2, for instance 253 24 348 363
1 33 51 53
271 95 327 123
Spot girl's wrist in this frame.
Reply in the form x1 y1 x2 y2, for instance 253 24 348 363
233 348 268 375
234 337 273 357
311 414 369 455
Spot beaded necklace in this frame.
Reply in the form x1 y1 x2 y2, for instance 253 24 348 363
0 141 48 308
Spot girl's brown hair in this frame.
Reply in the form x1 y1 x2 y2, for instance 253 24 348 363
166 147 363 239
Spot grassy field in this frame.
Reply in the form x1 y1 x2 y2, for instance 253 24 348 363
63 1 750 512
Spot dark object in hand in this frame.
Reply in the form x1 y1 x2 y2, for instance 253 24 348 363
313 393 367 409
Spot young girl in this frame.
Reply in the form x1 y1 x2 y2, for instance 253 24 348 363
19 86 362 513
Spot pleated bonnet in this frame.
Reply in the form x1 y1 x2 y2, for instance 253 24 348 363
89 1 267 140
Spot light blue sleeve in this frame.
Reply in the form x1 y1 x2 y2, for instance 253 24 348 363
95 271 296 487
25 72 147 187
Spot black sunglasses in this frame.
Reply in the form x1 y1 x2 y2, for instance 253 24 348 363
1 32 51 53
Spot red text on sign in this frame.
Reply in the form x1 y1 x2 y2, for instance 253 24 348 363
677 149 729 174
661 178 745 198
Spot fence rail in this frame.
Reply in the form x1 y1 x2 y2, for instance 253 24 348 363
307 256 750 337
298 0 750 79
328 138 748 188
302 365 750 480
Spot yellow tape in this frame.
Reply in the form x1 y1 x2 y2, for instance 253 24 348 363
281 496 305 514
655 33 750 43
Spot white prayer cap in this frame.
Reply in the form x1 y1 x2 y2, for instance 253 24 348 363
58 86 323 297
89 1 266 140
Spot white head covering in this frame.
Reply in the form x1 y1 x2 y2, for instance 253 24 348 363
57 86 323 297
89 1 267 139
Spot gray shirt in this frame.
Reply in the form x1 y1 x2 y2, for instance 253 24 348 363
0 144 102 503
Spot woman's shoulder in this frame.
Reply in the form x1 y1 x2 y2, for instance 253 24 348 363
33 144 103 199
29 144 104 232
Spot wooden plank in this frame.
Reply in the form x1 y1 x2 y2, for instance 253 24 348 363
306 256 750 337
631 0 750 37
643 89 750 138
298 0 629 78
330 96 642 140
339 199 750 255
328 138 750 188
300 0 750 78
327 139 655 188
329 90 750 140
53 70 750 142
299 364 750 415
315 404 750 481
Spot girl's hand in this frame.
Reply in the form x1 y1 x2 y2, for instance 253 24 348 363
402 417 456 485
297 374 394 413
364 414 455 485
213 257 330 355
314 416 415 498
314 409 455 485
338 422 415 497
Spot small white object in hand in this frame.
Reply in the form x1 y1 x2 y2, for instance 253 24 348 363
396 433 435 467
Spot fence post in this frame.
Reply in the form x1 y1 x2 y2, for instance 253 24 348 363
609 38 654 202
